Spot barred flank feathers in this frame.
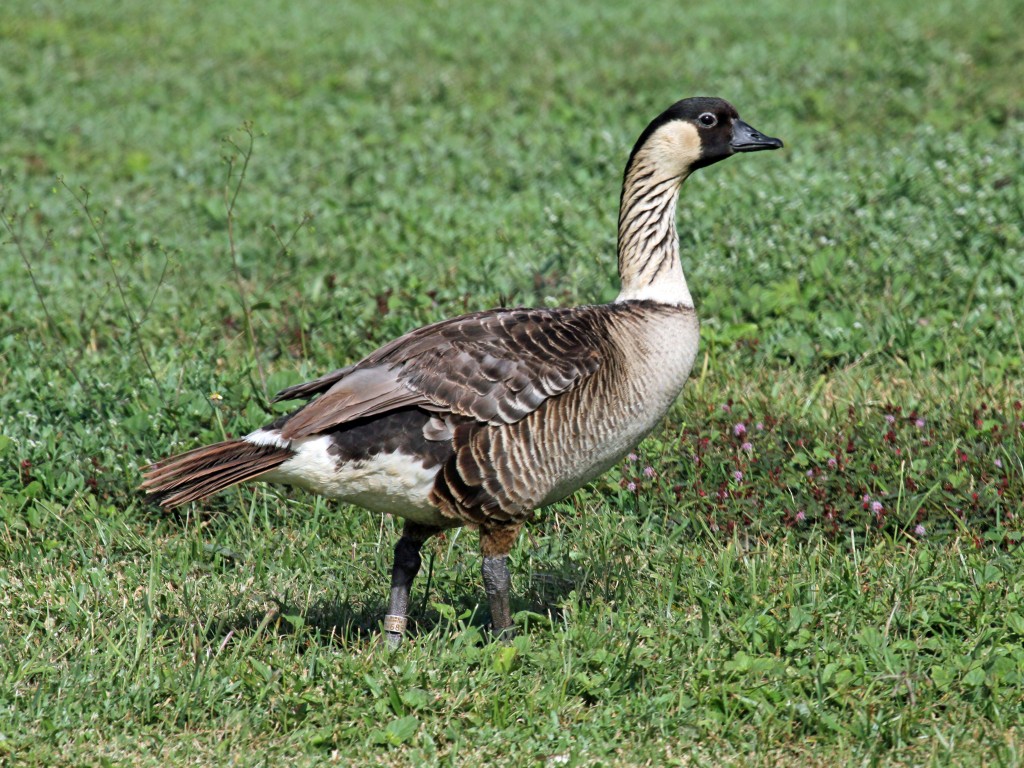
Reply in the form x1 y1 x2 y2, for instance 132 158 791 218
140 439 292 508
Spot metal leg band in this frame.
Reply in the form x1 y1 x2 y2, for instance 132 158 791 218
383 614 407 635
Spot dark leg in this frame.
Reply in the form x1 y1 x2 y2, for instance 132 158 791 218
384 521 439 650
480 524 522 641
482 555 514 640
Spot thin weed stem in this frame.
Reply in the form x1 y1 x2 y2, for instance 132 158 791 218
223 123 268 397
269 213 314 263
2 206 86 391
60 177 161 391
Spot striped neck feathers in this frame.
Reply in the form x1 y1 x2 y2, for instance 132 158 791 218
614 120 701 307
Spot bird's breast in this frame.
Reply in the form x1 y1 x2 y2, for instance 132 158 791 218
530 307 701 507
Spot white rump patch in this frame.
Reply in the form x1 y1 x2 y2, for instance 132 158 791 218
260 434 448 526
245 429 292 449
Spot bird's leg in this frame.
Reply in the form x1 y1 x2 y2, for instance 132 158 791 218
482 556 514 640
480 524 522 642
384 521 439 650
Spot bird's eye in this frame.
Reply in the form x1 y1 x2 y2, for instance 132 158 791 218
698 112 718 127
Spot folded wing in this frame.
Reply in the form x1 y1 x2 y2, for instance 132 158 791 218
276 307 605 440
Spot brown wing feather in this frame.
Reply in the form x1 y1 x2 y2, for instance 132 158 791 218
278 367 425 439
274 306 606 440
272 364 355 403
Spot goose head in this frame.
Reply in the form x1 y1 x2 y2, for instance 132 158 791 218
616 97 782 305
626 96 783 179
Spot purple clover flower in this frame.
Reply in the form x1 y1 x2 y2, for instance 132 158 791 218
734 422 747 437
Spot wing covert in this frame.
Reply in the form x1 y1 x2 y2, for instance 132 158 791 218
275 306 608 440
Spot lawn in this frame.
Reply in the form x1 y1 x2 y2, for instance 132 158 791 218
2 0 1023 765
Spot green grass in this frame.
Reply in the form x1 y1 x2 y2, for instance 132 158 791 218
1 0 1023 764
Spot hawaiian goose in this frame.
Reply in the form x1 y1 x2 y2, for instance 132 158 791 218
142 97 782 646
